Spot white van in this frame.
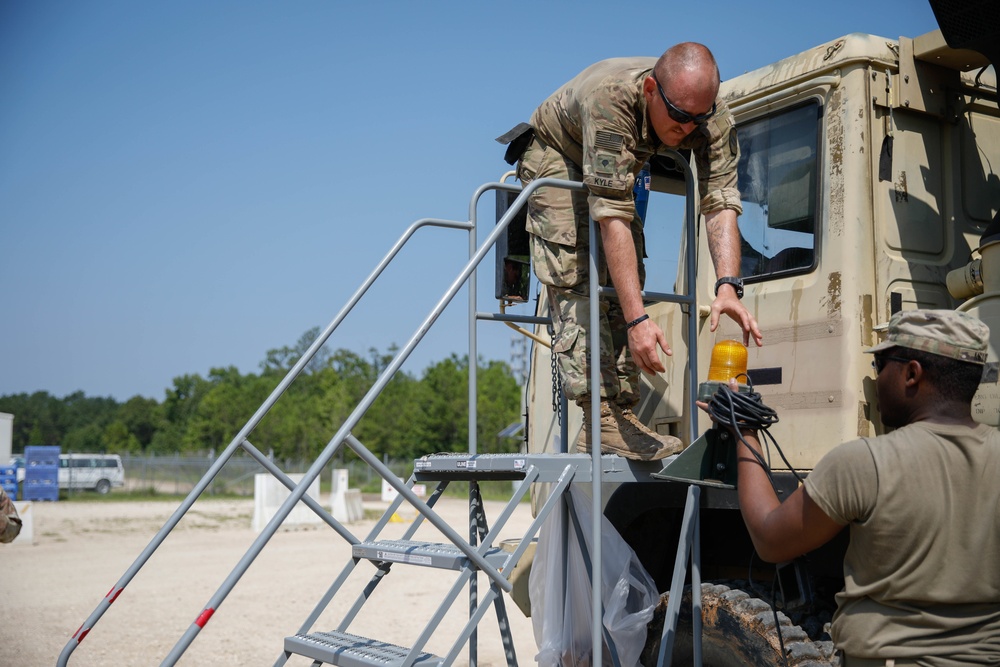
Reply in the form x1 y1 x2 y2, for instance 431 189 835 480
59 454 125 494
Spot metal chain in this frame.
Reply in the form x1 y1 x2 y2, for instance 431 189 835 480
548 323 562 424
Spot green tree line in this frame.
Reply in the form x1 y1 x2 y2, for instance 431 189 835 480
1 328 525 462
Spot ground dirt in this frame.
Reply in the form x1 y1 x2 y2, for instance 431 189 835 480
0 495 539 666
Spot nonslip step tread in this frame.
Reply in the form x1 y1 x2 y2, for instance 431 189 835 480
412 452 658 483
353 539 508 571
285 630 442 667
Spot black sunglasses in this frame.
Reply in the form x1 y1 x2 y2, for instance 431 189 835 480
872 354 924 374
653 74 716 125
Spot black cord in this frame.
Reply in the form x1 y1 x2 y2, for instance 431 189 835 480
771 581 789 667
710 380 796 666
706 381 804 485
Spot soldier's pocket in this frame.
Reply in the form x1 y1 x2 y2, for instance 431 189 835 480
517 141 542 183
531 234 588 288
551 322 582 356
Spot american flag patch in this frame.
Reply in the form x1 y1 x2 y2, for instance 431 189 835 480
595 131 623 152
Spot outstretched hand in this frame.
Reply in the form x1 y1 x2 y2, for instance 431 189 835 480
710 294 763 347
627 317 671 375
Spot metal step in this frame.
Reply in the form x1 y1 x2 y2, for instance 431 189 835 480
352 539 508 571
412 452 663 483
413 453 545 480
285 630 441 667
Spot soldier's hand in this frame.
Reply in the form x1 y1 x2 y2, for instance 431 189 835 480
710 294 763 347
627 318 671 375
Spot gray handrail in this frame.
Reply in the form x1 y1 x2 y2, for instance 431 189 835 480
55 216 472 667
657 484 703 667
156 176 587 664
585 147 698 667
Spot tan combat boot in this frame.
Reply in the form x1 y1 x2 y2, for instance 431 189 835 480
617 407 683 459
577 401 682 461
576 400 629 455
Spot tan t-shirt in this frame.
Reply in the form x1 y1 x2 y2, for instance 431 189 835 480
805 422 1000 665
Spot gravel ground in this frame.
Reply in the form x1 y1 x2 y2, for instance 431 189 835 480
0 495 539 666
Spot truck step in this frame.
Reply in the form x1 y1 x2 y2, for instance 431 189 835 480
412 452 642 483
352 539 509 571
285 630 442 667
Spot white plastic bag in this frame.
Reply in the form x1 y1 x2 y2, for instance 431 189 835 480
529 487 658 667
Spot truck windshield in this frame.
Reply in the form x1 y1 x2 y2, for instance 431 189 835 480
736 102 820 281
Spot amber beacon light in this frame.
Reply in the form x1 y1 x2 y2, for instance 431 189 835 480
698 339 748 401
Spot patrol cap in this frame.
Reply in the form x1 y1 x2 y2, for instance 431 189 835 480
866 309 989 364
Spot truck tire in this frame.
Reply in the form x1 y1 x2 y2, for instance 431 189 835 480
641 583 838 667
95 479 111 495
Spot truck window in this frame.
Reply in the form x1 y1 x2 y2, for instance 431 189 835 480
736 102 820 281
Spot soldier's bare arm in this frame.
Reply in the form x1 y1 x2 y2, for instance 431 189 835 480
705 209 763 346
734 427 844 562
599 216 671 374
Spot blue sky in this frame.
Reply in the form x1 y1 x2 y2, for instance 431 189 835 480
0 1 939 402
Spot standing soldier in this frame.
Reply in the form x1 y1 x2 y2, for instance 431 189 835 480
500 42 762 460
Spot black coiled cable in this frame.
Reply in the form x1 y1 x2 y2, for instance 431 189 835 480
706 379 802 485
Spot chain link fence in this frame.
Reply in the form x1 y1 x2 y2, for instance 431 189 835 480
120 453 413 497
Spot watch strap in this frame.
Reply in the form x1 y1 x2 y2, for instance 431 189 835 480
714 276 744 299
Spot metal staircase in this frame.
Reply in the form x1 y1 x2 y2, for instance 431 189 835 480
57 149 704 667
281 452 664 667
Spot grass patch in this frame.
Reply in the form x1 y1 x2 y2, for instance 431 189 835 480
439 480 527 502
57 487 248 503
359 479 528 503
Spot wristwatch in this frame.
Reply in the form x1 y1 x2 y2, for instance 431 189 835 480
714 276 744 299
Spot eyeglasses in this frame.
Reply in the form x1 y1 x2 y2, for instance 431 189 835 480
872 355 921 374
653 74 716 125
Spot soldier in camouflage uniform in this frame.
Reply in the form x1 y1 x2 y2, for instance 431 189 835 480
0 485 21 544
514 43 762 460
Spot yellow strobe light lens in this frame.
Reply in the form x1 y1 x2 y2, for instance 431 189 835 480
707 340 748 382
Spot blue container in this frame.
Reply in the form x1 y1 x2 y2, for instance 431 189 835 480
0 466 16 499
23 445 60 501
25 445 60 467
23 477 58 501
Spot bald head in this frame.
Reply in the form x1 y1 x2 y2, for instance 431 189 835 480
654 42 721 100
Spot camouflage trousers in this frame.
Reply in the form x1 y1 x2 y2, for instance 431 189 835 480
518 138 645 407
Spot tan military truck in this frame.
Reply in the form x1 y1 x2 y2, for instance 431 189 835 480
522 2 999 663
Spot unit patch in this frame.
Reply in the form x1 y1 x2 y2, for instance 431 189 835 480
729 126 739 157
595 152 616 175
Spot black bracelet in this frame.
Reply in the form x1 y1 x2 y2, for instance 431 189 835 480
626 314 649 330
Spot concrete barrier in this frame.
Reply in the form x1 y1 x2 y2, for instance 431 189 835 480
252 473 322 533
330 469 365 523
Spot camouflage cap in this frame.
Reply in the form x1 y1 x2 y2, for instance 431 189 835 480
866 309 989 364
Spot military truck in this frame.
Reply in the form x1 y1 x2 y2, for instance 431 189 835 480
521 2 999 663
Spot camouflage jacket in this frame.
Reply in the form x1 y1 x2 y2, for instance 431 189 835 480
0 486 20 543
530 57 742 223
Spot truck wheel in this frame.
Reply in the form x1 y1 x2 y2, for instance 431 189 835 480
641 583 838 667
95 479 111 495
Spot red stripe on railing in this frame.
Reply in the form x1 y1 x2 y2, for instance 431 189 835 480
74 625 91 643
105 586 124 604
195 608 215 628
